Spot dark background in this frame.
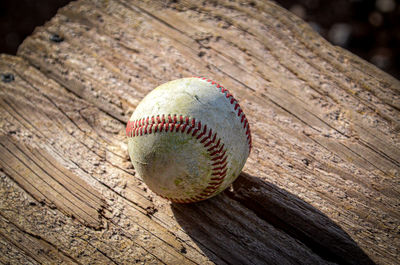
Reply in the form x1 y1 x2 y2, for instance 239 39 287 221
277 0 400 79
0 0 399 79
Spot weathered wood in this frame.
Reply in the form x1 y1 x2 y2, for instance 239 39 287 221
0 135 107 229
0 0 399 264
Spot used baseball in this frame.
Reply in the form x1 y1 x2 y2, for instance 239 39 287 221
126 77 251 203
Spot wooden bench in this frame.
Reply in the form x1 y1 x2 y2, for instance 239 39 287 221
1 0 399 264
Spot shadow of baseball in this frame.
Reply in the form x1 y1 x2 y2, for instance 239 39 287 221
171 172 375 265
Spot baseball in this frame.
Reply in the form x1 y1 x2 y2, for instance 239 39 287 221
126 77 251 203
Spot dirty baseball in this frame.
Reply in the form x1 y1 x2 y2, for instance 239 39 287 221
126 77 252 203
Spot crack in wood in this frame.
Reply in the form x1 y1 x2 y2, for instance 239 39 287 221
0 0 398 264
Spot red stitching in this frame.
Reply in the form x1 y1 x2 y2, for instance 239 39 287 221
196 124 207 139
126 76 251 203
126 114 228 203
208 181 223 187
211 168 228 177
204 132 216 147
193 76 252 154
200 129 212 143
213 162 228 172
212 156 227 166
204 186 218 192
207 139 221 152
211 149 226 161
181 123 187 132
210 144 224 156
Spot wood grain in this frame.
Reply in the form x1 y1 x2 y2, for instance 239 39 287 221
0 0 399 264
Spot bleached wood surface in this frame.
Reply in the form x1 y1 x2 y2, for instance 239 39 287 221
1 0 399 264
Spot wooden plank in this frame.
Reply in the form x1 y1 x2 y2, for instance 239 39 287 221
0 55 201 265
0 168 161 265
0 136 106 229
0 0 398 264
0 229 40 265
0 212 77 265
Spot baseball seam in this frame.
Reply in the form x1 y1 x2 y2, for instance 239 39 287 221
126 77 251 203
126 114 228 203
194 76 252 152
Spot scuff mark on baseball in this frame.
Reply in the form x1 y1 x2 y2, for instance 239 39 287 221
126 77 252 203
